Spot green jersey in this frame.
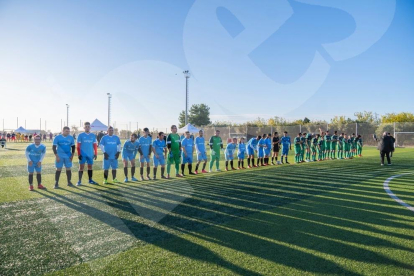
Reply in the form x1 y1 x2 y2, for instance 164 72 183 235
167 133 181 152
209 136 223 152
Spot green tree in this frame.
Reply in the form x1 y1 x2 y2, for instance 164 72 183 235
381 112 414 123
354 111 380 124
179 104 212 128
303 117 310 124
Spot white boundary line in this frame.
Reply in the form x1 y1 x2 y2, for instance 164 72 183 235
383 173 414 213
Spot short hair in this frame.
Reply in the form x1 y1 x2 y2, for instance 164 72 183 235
274 132 278 135
268 133 271 136
108 126 113 130
171 125 177 129
239 137 245 143
284 131 288 134
334 131 337 134
34 135 41 139
303 132 307 135
131 133 138 138
143 127 149 132
341 133 345 135
215 129 220 132
158 132 164 136
257 135 261 140
84 122 90 126
63 126 70 131
298 133 302 135
185 131 190 134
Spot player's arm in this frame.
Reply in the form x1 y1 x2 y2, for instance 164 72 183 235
181 141 187 156
25 147 31 163
220 138 223 149
166 134 172 152
209 136 213 149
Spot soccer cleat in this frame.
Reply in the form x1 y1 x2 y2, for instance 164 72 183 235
388 163 392 166
103 179 108 184
54 182 59 189
176 174 183 177
166 174 171 179
161 175 167 179
76 181 82 186
140 176 145 181
37 184 45 189
232 168 236 170
88 180 98 185
131 177 138 181
248 165 252 168
189 172 196 175
381 164 384 166
271 162 275 165
124 178 128 183
285 162 290 164
194 170 198 175
153 176 157 180
202 170 208 173
29 185 34 191
225 168 229 171
147 175 152 180
67 182 74 187
216 169 221 172
209 170 213 173
113 178 119 183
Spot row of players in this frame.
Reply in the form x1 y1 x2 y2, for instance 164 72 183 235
24 122 363 190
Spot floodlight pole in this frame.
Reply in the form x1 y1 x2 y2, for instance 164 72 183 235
183 70 190 125
66 104 69 127
107 93 112 127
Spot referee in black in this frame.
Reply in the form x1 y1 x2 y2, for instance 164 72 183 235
374 132 394 166
271 132 281 165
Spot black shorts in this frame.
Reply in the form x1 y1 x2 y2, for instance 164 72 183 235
273 145 280 152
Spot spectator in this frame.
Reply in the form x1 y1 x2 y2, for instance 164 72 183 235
374 132 394 166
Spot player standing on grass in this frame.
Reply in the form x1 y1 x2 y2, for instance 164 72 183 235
323 130 332 160
300 133 307 162
317 135 324 161
305 133 312 162
181 131 195 176
257 134 267 166
237 137 247 169
247 135 259 168
331 131 338 159
294 133 302 164
337 133 344 159
166 125 182 178
26 135 46 191
280 131 291 164
53 126 75 188
99 126 121 184
209 130 223 172
194 130 208 174
225 137 237 171
351 133 357 157
271 132 280 165
311 134 318 162
152 132 167 179
356 135 363 157
138 128 152 181
76 122 98 186
264 134 272 165
122 133 140 183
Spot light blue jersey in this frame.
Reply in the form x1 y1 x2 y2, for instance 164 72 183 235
77 132 97 157
138 136 152 156
247 138 258 150
122 139 139 160
100 135 121 159
195 136 206 154
153 138 166 156
181 137 194 156
26 144 46 163
225 142 236 160
281 136 291 146
257 138 266 151
237 143 246 159
53 134 75 158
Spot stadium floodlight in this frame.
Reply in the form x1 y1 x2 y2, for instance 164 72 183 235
107 93 112 127
183 70 190 125
66 104 69 128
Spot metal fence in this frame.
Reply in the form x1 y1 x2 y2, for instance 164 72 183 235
2 118 414 147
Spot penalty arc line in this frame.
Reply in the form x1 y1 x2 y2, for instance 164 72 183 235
383 173 414 213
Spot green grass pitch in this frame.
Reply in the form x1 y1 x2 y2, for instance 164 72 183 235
0 142 413 275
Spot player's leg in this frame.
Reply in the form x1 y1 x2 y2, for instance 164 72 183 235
78 162 85 186
140 156 145 180
130 159 137 181
153 157 159 180
103 159 110 184
188 156 194 174
27 163 34 190
123 159 129 182
215 154 221 171
65 158 73 187
146 158 151 180
111 159 118 182
181 156 186 175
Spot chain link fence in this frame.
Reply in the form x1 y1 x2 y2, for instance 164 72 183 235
2 118 414 147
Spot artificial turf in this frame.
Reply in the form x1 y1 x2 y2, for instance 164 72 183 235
0 142 413 275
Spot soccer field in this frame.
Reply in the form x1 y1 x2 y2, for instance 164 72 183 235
0 143 413 275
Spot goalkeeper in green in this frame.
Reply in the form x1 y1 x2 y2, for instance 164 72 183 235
166 125 183 178
209 130 223 172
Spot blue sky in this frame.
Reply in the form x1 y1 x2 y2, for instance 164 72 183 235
0 0 413 131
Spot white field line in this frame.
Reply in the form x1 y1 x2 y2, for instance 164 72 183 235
383 173 414 213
